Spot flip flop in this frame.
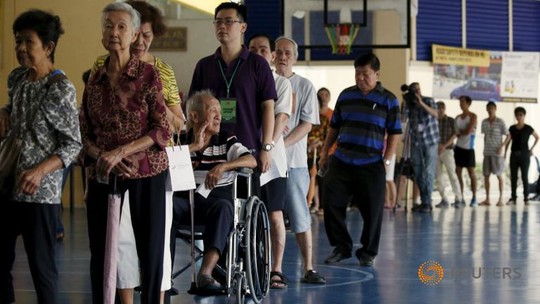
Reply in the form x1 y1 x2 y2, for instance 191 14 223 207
270 271 288 289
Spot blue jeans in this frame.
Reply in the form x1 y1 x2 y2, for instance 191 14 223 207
411 143 438 206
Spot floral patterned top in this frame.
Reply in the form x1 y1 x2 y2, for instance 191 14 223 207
5 67 82 204
80 56 170 179
307 113 330 160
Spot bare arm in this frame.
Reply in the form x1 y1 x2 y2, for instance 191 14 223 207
273 113 289 143
530 131 539 155
258 99 275 173
503 133 512 157
205 154 257 189
18 155 64 195
384 134 400 161
166 104 185 134
284 120 312 148
463 113 477 135
416 95 438 118
318 127 339 171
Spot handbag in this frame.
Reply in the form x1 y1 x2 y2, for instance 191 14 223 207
0 132 22 196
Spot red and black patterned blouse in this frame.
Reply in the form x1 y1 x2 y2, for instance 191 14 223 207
80 56 170 179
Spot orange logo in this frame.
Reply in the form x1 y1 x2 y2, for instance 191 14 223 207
418 260 444 285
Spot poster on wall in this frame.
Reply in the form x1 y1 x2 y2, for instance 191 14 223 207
432 44 503 102
432 44 539 103
499 52 539 103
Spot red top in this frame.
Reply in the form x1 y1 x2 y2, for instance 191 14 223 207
81 57 170 179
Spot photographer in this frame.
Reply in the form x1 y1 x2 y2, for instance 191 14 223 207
401 82 439 213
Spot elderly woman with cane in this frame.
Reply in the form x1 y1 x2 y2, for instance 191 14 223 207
80 3 170 304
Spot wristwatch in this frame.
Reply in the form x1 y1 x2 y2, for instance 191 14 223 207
262 142 274 152
384 159 391 166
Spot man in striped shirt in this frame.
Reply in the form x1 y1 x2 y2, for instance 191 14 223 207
319 53 401 266
480 101 508 206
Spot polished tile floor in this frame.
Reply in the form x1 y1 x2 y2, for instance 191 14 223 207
11 198 540 303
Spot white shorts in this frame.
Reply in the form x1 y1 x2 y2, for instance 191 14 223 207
116 190 173 290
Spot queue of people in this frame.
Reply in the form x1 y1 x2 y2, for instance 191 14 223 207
1 2 538 304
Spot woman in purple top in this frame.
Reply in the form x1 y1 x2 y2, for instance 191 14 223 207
79 3 170 304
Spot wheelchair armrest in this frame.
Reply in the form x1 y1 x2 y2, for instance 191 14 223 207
236 167 254 178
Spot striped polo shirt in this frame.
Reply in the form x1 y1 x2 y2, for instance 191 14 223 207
331 82 402 166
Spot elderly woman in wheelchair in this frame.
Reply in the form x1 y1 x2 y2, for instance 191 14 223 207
172 90 257 293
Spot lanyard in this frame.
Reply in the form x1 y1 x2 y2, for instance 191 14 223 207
218 59 241 98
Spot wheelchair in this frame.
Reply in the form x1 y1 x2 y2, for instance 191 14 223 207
179 168 272 304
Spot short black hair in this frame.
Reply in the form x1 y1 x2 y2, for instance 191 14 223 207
515 107 526 116
247 34 274 51
436 101 445 108
354 53 380 71
459 95 472 105
13 9 64 63
215 2 247 22
486 101 496 108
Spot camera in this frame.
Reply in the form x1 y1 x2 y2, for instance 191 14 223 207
400 84 417 106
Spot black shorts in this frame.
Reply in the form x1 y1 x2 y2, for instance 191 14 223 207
454 146 476 168
260 177 287 212
395 159 414 179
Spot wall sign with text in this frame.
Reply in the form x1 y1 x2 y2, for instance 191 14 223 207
150 27 187 51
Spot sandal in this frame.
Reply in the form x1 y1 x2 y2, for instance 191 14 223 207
270 271 288 289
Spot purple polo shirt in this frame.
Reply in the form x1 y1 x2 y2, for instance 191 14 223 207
189 45 277 152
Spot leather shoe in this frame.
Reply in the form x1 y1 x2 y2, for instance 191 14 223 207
324 248 351 264
356 250 375 266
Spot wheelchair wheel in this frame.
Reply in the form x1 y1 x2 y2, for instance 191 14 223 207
234 272 245 304
244 196 271 303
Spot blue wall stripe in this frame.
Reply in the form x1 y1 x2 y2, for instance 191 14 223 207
466 0 509 51
513 0 540 51
416 0 462 61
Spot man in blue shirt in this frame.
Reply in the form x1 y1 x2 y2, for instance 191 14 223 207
320 53 401 266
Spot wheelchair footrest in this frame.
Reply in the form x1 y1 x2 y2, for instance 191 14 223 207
187 284 228 296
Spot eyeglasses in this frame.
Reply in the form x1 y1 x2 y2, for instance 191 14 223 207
213 19 243 26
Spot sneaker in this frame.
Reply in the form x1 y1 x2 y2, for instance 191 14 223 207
470 197 478 207
506 198 516 205
435 200 449 208
355 250 375 266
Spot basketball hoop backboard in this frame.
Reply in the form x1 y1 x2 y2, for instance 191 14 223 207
282 0 411 60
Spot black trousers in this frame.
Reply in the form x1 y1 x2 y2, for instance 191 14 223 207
86 171 167 304
1 200 59 304
510 152 531 200
172 185 233 257
323 157 385 257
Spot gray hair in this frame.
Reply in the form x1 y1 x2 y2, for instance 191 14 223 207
101 2 141 32
186 89 216 125
275 36 299 59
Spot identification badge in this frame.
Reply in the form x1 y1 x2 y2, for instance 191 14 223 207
220 99 237 123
